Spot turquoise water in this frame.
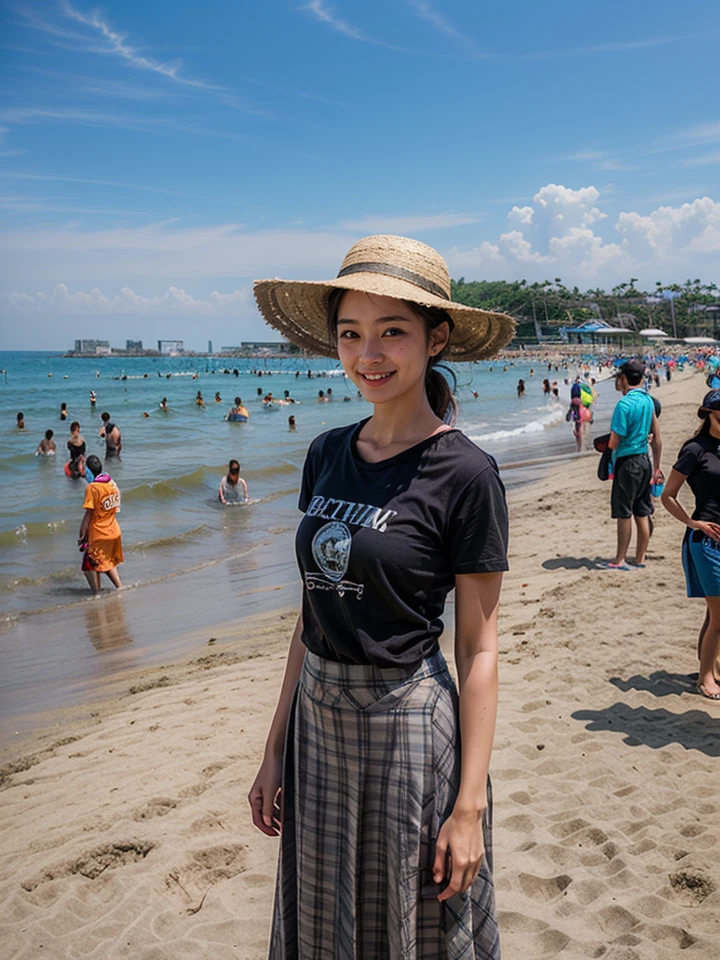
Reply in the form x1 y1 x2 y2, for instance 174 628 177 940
0 350 607 619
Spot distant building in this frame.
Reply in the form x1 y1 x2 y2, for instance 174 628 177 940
240 340 295 354
158 340 184 355
220 346 243 352
126 339 143 353
208 340 213 354
73 339 110 355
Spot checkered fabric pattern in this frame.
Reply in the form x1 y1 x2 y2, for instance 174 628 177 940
269 650 500 959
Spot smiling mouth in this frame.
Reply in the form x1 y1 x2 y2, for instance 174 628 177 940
360 372 395 383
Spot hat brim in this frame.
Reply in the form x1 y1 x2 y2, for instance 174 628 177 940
253 273 515 362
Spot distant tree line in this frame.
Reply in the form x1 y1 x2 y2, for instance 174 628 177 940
450 277 720 340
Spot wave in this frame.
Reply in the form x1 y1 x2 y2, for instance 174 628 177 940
128 525 210 551
0 519 68 547
469 410 565 444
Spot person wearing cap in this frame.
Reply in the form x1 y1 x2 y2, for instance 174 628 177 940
248 235 514 958
603 359 662 569
661 390 720 699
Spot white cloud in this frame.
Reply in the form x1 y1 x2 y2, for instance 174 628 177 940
444 183 720 285
3 186 720 315
302 0 430 55
683 151 720 167
3 283 253 315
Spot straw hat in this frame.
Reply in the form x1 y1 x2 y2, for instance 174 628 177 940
253 235 515 361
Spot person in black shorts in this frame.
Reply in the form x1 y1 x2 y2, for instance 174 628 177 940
604 360 662 569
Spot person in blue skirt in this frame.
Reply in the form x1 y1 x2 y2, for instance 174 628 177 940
662 389 720 699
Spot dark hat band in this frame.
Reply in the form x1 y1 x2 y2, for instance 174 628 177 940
337 261 450 301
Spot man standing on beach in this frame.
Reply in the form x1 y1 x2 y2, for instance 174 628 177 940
604 359 662 569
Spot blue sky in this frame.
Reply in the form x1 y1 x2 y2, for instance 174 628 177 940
1 0 719 350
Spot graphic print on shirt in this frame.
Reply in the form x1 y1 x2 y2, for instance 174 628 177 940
304 495 398 599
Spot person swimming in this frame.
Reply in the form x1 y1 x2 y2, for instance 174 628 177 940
195 391 205 408
60 403 68 421
288 415 296 431
215 392 222 403
99 412 122 459
89 391 97 407
159 397 169 411
36 429 56 456
226 397 249 422
218 459 249 504
66 421 87 478
16 411 25 430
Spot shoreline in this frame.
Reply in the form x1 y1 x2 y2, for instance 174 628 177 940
0 368 695 745
1 366 719 959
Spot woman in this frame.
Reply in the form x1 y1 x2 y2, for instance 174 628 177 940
66 421 87 479
249 235 514 958
78 454 123 594
661 389 720 699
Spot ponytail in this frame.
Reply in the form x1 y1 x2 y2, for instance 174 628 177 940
426 362 458 425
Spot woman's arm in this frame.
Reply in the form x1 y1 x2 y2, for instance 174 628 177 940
661 468 720 541
433 571 502 902
218 478 226 503
248 613 306 836
240 478 249 501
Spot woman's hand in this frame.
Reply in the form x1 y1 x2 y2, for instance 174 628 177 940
248 753 283 837
432 807 485 902
695 520 720 542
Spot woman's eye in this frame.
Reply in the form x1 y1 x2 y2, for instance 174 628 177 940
383 327 404 337
338 329 359 339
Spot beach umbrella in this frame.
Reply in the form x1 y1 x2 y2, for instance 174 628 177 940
684 336 719 344
638 328 668 337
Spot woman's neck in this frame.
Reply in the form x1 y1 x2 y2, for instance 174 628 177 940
362 390 446 451
708 422 720 440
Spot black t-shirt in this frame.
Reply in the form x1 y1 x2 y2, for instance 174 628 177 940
295 420 509 668
673 435 720 524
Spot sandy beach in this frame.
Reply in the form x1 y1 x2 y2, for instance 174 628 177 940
1 368 719 960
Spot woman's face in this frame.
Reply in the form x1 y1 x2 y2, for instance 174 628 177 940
335 291 448 408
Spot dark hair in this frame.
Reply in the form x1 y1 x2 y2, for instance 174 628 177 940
45 429 54 439
101 411 110 422
86 454 103 476
327 289 457 423
235 397 242 405
228 459 240 473
70 421 80 432
678 404 716 456
61 402 67 410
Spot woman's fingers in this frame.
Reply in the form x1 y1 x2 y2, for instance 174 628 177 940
432 835 448 884
248 785 279 836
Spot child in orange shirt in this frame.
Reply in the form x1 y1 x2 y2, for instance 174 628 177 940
78 455 123 594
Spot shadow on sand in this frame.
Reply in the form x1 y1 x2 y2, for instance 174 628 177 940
571 702 720 756
609 671 699 699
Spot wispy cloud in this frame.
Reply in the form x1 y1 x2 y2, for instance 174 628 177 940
403 0 468 45
0 194 143 215
0 171 214 200
0 149 28 158
302 0 432 55
683 151 720 167
340 212 482 233
58 2 222 90
562 150 637 172
0 106 247 140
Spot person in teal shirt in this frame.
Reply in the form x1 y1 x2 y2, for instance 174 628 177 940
605 359 662 569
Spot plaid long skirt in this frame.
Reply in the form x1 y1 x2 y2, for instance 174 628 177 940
269 649 500 960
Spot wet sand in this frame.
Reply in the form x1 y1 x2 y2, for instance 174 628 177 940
1 367 719 959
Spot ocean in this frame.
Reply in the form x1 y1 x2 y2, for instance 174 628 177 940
0 350 616 623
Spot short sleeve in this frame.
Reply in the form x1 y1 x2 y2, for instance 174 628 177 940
674 442 702 478
610 397 628 437
447 464 509 574
299 436 322 512
82 484 96 510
